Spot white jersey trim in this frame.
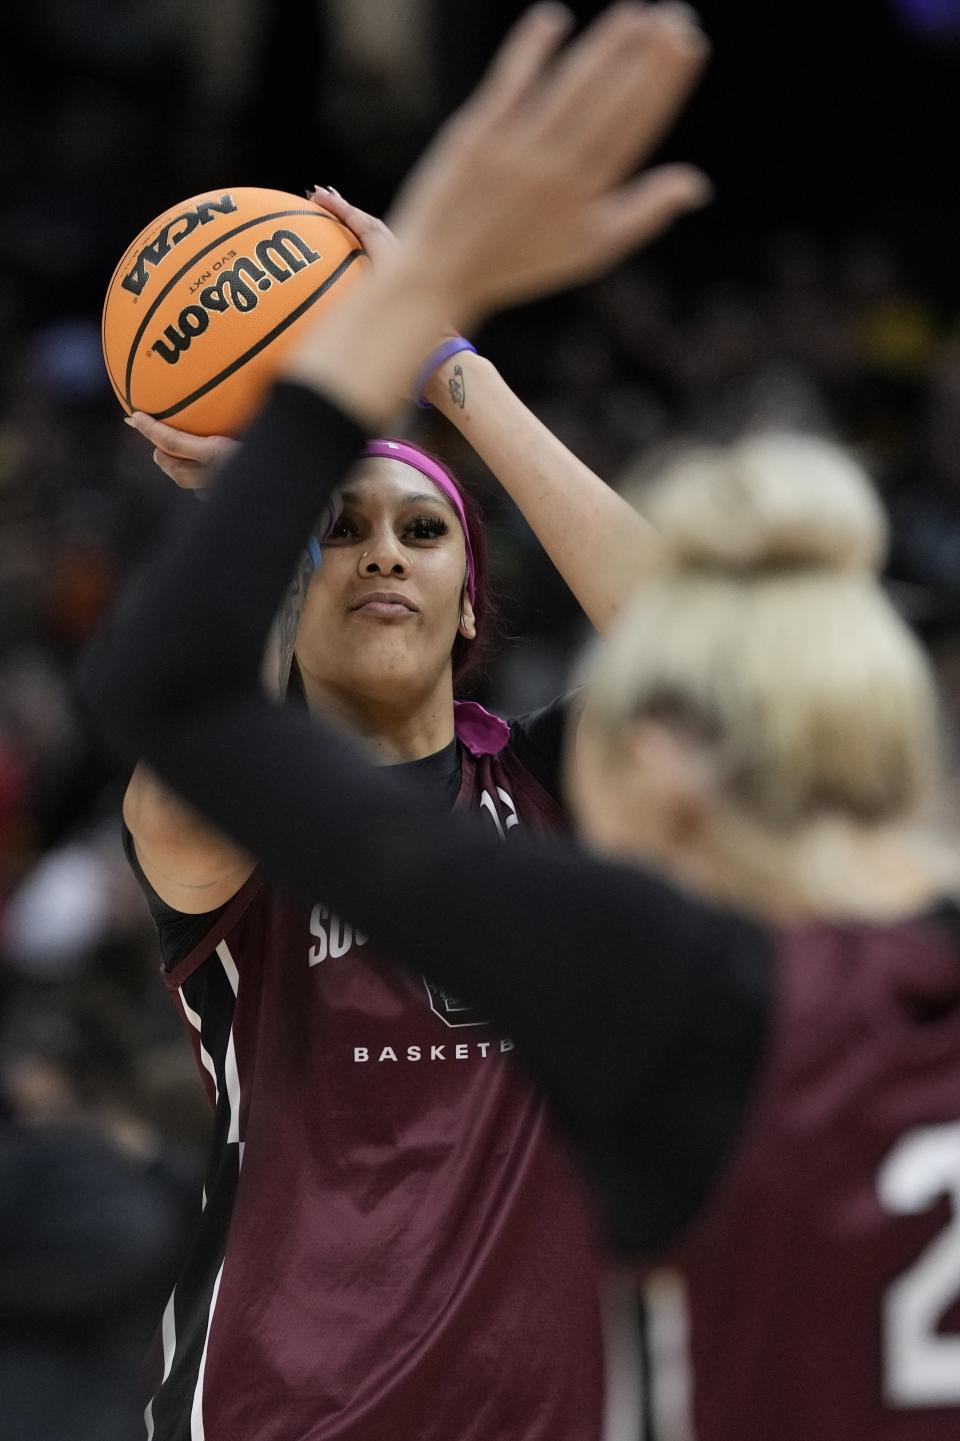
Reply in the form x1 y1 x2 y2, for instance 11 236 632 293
179 989 219 1103
144 1287 179 1439
190 1262 224 1441
216 940 239 995
217 943 242 1148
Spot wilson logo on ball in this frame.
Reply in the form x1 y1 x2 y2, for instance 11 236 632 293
103 186 368 435
122 194 240 298
150 229 322 365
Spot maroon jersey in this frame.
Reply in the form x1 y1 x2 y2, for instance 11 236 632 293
642 916 960 1440
142 704 607 1441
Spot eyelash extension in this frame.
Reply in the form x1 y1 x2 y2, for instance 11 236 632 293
325 514 449 542
406 514 449 539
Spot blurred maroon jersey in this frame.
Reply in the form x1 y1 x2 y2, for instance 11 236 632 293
143 707 607 1441
642 916 960 1440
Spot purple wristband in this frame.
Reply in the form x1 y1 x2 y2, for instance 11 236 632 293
414 337 477 409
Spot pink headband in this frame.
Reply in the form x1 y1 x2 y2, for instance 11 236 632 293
362 439 476 604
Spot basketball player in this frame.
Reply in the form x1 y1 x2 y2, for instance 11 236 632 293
83 6 960 1437
99 6 710 1439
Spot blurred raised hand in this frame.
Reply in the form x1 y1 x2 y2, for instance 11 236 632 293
386 1 710 323
288 3 711 428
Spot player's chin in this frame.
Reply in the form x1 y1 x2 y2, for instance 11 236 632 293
345 631 441 682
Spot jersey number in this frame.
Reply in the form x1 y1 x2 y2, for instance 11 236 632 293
878 1121 960 1407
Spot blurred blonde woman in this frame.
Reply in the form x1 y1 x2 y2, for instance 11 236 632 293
84 7 960 1438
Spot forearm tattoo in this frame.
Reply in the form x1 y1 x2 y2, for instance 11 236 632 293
448 363 466 410
275 548 316 693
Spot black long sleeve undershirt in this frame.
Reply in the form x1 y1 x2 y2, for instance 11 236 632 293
80 383 773 1255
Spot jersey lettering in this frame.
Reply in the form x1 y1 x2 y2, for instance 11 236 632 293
309 903 368 965
479 786 519 837
879 1121 960 1407
352 1040 515 1064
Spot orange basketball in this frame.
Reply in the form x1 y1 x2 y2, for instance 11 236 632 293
102 187 368 436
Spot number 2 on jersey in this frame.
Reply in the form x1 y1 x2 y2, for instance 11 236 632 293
879 1121 960 1407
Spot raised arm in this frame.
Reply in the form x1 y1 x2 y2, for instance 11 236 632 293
425 347 660 630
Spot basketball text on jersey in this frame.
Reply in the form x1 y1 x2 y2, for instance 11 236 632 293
353 1038 516 1062
121 194 239 296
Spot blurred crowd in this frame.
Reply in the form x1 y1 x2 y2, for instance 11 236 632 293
4 0 960 1434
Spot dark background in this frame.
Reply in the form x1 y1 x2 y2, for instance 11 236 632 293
4 1 960 317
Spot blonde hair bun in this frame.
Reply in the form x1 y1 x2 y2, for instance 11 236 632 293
644 432 888 576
